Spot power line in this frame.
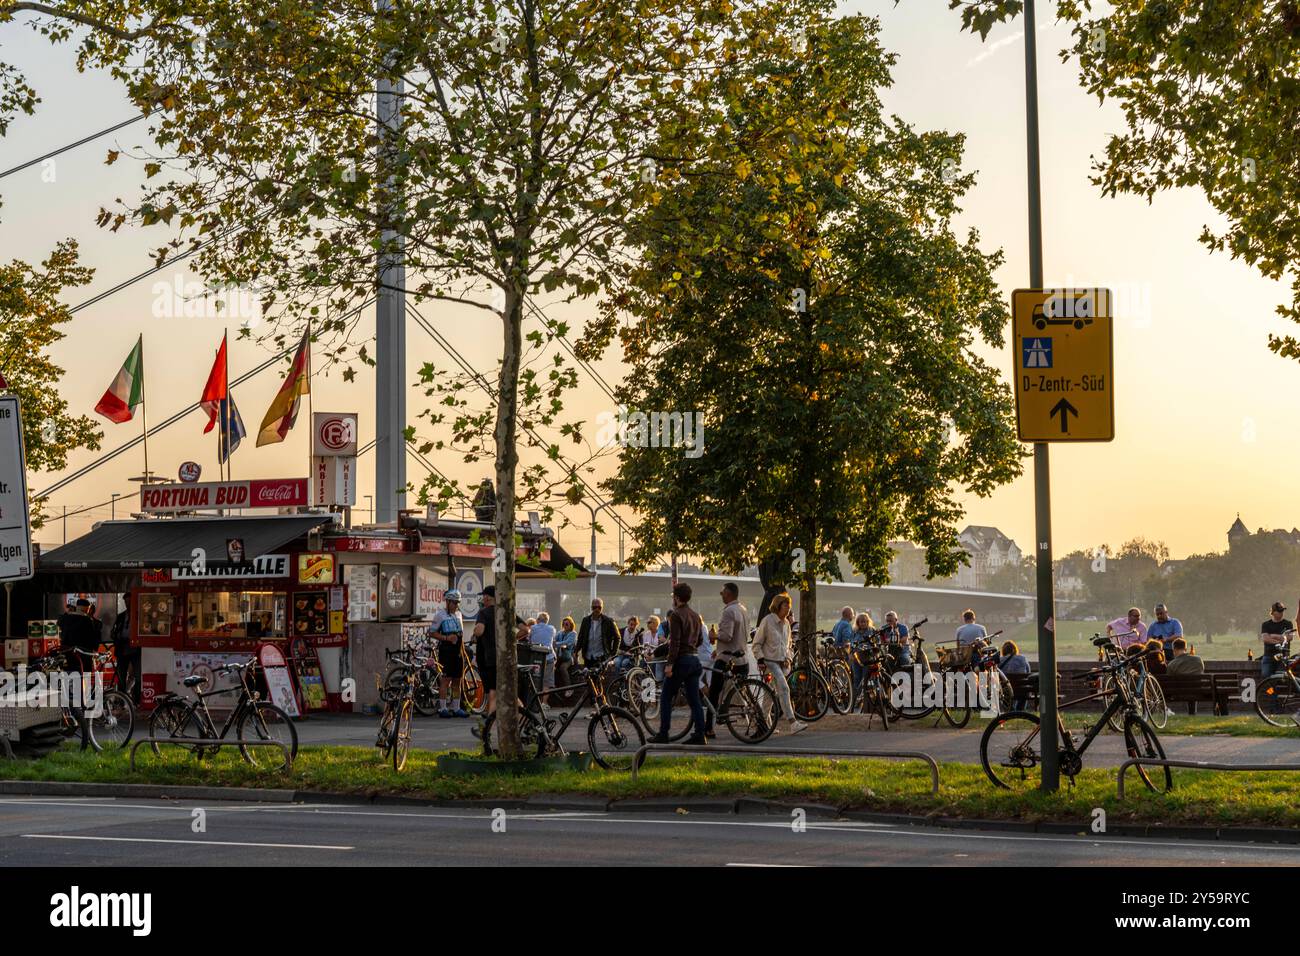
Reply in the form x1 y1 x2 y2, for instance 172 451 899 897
69 226 239 315
521 296 619 404
0 111 155 181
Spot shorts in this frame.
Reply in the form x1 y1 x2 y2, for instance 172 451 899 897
437 640 463 679
479 668 497 693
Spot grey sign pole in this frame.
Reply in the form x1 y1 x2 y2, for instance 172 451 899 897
375 0 406 525
1022 0 1059 791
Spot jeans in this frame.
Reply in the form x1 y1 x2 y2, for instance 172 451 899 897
1262 652 1281 681
658 654 705 740
887 644 912 667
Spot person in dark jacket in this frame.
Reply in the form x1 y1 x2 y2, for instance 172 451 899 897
575 598 619 668
649 582 707 746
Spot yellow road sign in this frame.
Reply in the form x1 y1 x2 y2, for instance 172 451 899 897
1012 288 1114 442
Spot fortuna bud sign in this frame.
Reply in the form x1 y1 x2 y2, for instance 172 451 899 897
140 478 307 513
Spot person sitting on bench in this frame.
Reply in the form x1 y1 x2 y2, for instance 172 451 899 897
1165 638 1204 714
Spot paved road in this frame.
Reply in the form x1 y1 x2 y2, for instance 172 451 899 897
2 796 1298 866
297 712 1300 767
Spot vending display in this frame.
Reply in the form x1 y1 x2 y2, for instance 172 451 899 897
292 591 329 637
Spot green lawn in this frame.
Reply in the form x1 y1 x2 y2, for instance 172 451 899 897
6 743 1300 830
876 712 1298 737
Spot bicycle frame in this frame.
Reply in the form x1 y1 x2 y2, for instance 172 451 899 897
180 669 262 742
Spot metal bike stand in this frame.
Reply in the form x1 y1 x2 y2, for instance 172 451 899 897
631 744 940 795
129 737 292 772
1116 758 1300 799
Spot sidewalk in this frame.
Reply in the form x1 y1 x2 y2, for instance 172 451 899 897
294 712 1300 768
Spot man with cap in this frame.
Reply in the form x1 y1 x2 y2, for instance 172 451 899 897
1260 601 1295 680
472 586 500 719
1147 603 1183 657
429 589 468 718
56 599 100 673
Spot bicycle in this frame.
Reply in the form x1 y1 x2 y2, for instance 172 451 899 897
375 668 415 771
479 647 645 770
1100 633 1168 731
1255 641 1300 727
29 646 136 752
813 633 855 715
936 630 1012 729
979 635 1171 792
382 645 442 717
847 638 891 730
147 659 298 770
878 618 937 721
634 650 780 744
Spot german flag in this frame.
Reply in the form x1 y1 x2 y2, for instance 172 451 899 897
256 329 310 446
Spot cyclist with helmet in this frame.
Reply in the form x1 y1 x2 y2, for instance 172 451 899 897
429 589 469 718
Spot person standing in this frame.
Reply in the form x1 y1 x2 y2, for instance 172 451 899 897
472 586 500 721
751 593 807 735
1106 607 1148 649
1147 603 1183 656
576 598 619 669
1259 601 1295 680
529 611 558 693
429 589 468 718
650 582 707 746
703 583 749 738
831 607 855 649
57 599 99 673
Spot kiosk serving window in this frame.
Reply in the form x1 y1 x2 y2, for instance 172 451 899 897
186 591 287 640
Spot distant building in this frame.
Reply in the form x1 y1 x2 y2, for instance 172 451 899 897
886 525 1022 590
1227 515 1300 552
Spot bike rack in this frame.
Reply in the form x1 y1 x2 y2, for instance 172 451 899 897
128 737 293 772
631 744 940 794
1116 758 1300 799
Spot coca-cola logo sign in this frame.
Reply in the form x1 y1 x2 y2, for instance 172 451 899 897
250 479 307 507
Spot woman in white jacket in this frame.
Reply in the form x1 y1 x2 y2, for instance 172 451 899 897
751 593 808 736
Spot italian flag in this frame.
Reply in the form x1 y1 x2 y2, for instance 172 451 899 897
94 335 144 424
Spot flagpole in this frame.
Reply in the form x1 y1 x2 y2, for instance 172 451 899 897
306 322 313 506
137 334 150 485
223 329 231 485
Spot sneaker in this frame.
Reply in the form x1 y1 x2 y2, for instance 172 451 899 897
789 719 808 736
453 708 469 718
647 733 670 744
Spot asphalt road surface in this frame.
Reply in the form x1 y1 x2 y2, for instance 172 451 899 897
3 796 1298 866
298 713 1300 767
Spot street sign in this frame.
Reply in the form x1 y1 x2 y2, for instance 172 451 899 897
0 395 34 582
1012 288 1114 442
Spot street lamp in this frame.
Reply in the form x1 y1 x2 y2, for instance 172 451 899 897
576 500 613 603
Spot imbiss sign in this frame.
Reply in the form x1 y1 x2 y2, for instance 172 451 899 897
140 478 308 513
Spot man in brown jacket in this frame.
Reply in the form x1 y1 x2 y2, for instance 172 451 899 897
649 582 707 746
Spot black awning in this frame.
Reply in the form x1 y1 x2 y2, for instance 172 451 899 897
37 515 336 571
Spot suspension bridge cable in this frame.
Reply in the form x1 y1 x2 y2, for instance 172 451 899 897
0 111 155 181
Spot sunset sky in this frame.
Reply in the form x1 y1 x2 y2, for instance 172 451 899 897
3 2 1295 566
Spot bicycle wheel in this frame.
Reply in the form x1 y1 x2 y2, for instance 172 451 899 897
383 665 411 700
480 710 549 759
624 666 659 725
588 705 645 770
1143 676 1169 730
720 677 778 744
461 665 483 714
866 677 890 730
980 711 1042 791
788 667 830 721
393 698 414 771
893 657 936 719
1101 675 1126 733
664 685 694 742
87 689 135 750
412 668 441 717
148 699 206 757
237 702 299 769
1255 674 1300 727
826 660 854 714
376 700 397 759
1123 713 1172 793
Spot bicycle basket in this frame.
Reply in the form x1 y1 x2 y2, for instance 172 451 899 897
517 643 551 669
938 644 974 669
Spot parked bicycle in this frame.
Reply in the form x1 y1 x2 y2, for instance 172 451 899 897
28 646 135 752
479 646 645 770
375 667 415 771
936 630 1012 729
148 659 298 770
1101 632 1169 731
848 638 891 730
383 645 441 717
1255 642 1300 727
979 635 1170 792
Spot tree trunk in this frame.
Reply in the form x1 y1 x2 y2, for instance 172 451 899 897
797 582 816 668
492 284 523 760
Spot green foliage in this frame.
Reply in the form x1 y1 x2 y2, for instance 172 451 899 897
598 5 1022 595
0 240 103 527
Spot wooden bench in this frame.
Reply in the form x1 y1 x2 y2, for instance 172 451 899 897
1159 672 1238 716
1004 672 1068 712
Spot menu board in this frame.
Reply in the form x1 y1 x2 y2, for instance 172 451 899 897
292 591 329 637
137 593 173 638
347 565 378 622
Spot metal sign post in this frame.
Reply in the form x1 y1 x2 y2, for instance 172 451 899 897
0 395 34 587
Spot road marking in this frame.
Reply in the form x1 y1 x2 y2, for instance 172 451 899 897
725 862 809 867
22 834 353 850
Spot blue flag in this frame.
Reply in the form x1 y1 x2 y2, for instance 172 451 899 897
219 394 246 464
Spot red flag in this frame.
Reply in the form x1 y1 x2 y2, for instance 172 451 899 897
200 337 228 434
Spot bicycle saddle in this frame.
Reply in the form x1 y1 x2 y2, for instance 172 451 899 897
182 675 207 688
